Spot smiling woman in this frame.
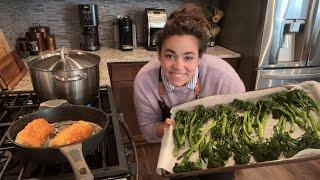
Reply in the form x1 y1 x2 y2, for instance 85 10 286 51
133 4 246 143
160 35 200 87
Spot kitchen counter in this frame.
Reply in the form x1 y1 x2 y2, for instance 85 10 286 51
13 45 240 91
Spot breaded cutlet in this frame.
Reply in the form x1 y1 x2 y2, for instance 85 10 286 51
15 118 53 147
49 120 93 147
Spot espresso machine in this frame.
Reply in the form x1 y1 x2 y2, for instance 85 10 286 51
113 15 137 51
118 16 133 51
145 8 167 51
79 4 99 51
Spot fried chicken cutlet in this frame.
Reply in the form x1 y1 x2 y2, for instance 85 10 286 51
15 118 53 147
49 120 93 147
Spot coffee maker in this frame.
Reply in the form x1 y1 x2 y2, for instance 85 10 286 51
79 4 99 51
145 8 167 51
118 16 133 51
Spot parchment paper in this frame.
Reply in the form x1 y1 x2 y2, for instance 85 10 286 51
156 81 320 175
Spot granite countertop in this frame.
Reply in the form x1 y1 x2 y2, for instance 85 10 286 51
13 45 240 91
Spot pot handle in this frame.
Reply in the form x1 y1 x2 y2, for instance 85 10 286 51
54 73 87 82
59 143 94 180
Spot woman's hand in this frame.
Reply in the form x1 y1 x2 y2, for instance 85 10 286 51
165 118 174 125
155 118 175 138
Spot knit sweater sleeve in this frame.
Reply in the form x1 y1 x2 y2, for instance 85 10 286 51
133 62 162 143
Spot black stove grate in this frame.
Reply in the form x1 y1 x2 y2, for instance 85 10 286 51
0 86 134 179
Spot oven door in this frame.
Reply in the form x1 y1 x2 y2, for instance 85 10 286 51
255 67 320 90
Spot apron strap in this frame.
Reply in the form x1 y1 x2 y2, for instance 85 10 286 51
194 81 201 99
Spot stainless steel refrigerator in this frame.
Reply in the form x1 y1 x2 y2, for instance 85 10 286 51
218 0 320 90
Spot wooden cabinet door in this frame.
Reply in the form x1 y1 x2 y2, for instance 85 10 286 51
108 62 147 82
223 58 241 72
112 80 146 143
108 62 147 143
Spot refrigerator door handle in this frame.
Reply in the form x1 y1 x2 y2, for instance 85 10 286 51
258 0 277 68
261 73 320 79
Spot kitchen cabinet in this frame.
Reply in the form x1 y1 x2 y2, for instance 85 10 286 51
223 58 240 72
108 62 148 143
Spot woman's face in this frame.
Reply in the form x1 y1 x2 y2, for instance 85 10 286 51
159 35 200 87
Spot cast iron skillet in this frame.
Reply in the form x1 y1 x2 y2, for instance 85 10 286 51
7 105 109 180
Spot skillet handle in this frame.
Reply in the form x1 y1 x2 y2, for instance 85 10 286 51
59 143 94 180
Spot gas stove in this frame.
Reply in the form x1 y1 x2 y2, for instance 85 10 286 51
0 86 136 179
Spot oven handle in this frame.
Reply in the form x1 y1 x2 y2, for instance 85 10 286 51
261 72 320 79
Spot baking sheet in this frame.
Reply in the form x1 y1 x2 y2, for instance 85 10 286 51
156 81 320 176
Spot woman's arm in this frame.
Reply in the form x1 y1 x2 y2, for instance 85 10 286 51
133 70 165 142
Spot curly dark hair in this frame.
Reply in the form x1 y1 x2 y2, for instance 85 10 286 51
157 4 210 57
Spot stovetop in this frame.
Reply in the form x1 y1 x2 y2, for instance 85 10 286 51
0 86 136 179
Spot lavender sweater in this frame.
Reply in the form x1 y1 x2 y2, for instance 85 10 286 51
133 54 245 142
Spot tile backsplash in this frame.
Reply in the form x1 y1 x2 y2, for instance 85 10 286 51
0 0 210 50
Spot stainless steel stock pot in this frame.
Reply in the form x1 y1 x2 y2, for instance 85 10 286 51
28 48 100 105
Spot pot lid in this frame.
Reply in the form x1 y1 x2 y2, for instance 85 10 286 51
28 48 100 71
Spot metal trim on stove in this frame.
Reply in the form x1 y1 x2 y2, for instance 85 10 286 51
101 86 130 177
